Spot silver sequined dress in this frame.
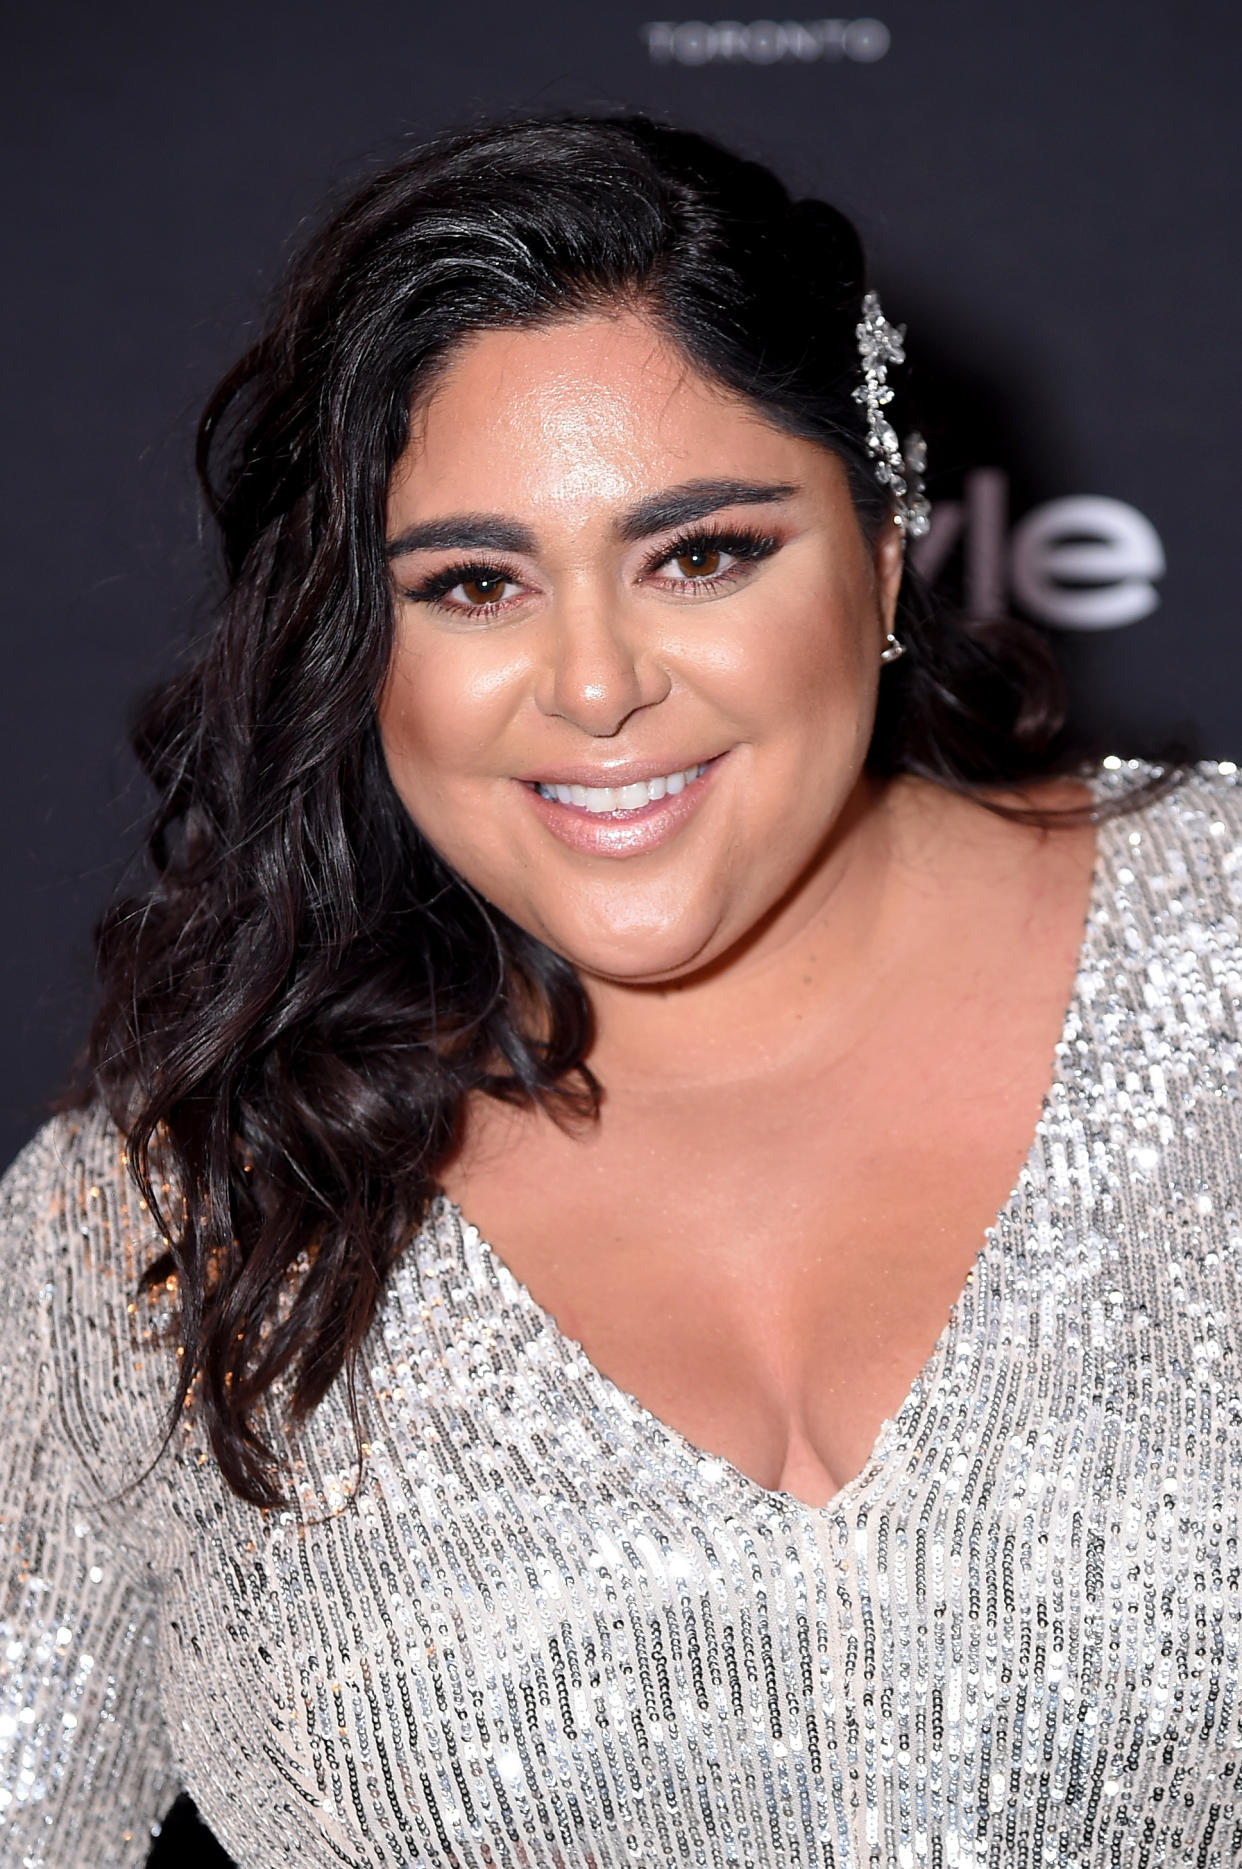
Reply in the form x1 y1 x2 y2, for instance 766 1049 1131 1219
3 761 1242 1868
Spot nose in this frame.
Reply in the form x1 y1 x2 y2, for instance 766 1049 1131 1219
535 595 671 737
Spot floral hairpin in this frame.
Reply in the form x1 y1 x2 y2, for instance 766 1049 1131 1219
853 290 931 540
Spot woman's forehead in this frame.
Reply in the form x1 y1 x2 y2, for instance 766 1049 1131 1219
390 313 836 535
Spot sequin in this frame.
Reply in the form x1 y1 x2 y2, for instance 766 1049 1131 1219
1 761 1241 1866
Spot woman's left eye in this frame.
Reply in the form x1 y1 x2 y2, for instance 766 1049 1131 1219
650 532 776 588
662 542 734 581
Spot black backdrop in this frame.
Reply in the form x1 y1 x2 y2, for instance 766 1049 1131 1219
2 3 1240 1859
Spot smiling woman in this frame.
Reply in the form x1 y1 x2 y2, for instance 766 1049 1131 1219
2 113 1241 1869
379 320 901 964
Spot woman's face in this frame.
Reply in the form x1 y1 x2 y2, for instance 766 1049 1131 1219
379 311 904 985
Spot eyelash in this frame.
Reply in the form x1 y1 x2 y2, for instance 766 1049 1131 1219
399 526 781 618
637 526 780 583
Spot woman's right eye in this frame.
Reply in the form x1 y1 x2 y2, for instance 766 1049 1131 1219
402 564 525 614
450 571 518 607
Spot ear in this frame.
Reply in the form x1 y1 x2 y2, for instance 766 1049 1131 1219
873 518 906 635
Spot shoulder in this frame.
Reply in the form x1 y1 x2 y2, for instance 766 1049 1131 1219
0 1100 157 1286
1083 760 1242 1053
0 1104 176 1483
1096 758 1242 900
1096 756 1242 838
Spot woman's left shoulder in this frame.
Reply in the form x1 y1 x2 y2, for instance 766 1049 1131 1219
1097 757 1242 880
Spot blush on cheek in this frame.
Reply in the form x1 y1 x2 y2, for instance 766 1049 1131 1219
760 591 877 729
377 664 463 799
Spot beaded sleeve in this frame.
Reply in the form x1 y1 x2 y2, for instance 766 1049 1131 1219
0 1122 177 1866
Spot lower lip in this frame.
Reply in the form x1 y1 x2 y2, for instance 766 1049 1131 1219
520 758 723 857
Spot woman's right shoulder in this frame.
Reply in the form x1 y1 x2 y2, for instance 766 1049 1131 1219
0 1104 177 1472
0 1100 152 1281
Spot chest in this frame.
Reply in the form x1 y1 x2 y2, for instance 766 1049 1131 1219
439 922 1088 1500
159 1162 1242 1868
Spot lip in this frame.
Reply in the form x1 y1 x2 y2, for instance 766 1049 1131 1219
516 754 718 789
519 752 725 859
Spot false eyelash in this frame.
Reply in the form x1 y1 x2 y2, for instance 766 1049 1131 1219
398 559 518 606
638 526 780 578
398 525 782 612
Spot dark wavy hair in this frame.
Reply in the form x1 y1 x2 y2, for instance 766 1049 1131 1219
84 112 1081 1505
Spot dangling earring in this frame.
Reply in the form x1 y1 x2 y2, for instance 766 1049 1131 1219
879 632 906 664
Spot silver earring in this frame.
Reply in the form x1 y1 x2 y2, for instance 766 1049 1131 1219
879 632 906 665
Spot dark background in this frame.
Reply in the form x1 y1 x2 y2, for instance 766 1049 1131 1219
3 4 1239 1858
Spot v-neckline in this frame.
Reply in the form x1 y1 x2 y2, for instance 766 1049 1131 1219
430 789 1116 1523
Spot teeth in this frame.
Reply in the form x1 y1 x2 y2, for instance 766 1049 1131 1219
536 762 706 813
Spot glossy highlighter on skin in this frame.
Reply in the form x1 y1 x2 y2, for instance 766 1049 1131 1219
379 311 905 988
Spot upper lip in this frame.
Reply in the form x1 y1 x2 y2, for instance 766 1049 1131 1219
517 753 721 788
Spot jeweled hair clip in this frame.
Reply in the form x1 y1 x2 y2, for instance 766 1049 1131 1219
853 290 931 540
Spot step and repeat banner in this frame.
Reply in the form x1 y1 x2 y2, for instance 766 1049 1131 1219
3 0 1238 1172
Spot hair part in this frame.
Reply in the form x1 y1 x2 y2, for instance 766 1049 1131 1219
84 112 1087 1505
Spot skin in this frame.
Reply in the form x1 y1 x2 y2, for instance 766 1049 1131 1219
379 311 1096 1508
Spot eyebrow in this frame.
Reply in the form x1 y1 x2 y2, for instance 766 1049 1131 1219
614 478 800 542
384 478 799 561
385 516 537 558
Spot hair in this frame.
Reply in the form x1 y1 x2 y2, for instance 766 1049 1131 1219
84 112 1090 1505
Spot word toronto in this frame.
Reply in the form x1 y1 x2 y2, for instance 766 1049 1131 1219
641 18 890 63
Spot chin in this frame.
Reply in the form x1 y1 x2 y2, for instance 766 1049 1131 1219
534 908 728 986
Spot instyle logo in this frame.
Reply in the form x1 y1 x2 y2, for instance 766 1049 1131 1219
641 18 890 64
913 469 1165 630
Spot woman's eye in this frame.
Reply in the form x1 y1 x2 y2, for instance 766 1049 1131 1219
403 565 526 613
669 544 726 580
650 533 775 589
453 571 516 607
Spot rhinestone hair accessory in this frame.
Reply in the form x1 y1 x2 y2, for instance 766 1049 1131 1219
854 290 931 540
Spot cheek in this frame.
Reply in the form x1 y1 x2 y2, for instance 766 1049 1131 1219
377 633 519 818
702 568 879 758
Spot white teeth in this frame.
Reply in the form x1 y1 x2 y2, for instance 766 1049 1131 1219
536 762 706 812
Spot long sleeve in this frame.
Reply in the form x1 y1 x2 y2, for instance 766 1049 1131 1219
0 1122 178 1867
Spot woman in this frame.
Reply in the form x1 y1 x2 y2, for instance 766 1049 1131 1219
1 112 1238 1868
